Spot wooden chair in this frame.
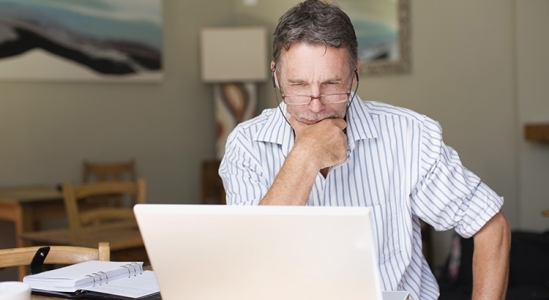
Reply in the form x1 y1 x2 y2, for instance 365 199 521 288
201 160 226 204
82 159 136 183
0 242 109 280
63 178 146 231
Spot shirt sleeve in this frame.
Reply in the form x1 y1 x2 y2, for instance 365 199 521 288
219 128 269 206
411 117 504 238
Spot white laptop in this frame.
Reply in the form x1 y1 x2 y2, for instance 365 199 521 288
134 204 409 300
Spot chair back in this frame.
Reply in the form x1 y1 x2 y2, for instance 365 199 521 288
63 178 146 230
201 160 226 204
0 242 110 269
82 159 136 183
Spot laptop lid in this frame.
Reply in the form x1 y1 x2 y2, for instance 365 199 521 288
134 204 384 300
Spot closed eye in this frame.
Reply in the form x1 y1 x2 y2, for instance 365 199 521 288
324 81 343 86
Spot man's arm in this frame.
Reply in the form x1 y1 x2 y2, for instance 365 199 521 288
260 117 347 205
472 211 511 300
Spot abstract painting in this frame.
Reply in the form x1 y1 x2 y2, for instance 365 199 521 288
334 0 410 75
336 0 398 62
0 0 163 82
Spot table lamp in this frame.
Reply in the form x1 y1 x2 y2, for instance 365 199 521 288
200 27 268 159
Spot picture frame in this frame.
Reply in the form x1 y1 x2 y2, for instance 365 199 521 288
0 0 163 82
336 0 411 76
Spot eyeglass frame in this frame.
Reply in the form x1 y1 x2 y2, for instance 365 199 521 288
275 70 357 106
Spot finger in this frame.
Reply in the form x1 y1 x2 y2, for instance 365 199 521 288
331 118 347 130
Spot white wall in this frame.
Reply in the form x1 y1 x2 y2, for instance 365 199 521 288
516 0 549 231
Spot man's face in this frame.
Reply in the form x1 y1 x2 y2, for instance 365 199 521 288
274 42 354 125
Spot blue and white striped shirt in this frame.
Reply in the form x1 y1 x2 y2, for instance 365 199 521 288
219 96 504 300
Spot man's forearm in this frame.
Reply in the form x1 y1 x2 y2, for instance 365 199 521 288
472 212 511 300
259 146 319 205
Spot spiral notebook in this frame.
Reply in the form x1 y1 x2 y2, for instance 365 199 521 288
23 260 161 299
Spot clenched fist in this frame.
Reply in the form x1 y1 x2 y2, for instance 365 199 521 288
289 116 348 171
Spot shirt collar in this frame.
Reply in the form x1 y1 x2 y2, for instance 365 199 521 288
345 94 379 144
255 102 294 156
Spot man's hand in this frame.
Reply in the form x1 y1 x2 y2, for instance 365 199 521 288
289 116 348 171
259 116 348 206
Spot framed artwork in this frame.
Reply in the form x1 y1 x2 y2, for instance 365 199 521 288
335 0 410 76
0 0 163 82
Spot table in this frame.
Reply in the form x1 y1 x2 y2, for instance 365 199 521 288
0 186 64 247
32 294 65 300
21 221 148 262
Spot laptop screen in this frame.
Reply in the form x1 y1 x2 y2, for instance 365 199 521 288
134 204 384 300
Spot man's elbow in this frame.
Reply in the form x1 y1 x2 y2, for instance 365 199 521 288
475 211 511 249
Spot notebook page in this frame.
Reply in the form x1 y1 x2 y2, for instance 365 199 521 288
84 271 160 298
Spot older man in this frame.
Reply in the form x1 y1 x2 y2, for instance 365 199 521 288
220 1 511 299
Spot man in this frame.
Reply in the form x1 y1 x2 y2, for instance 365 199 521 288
219 0 511 299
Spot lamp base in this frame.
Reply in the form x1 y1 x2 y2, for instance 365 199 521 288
214 82 257 159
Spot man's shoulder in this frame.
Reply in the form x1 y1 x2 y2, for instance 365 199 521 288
361 100 428 123
235 107 277 131
357 100 443 137
227 107 283 144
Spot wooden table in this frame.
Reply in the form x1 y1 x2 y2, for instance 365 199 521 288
0 186 64 247
32 294 67 300
21 221 148 262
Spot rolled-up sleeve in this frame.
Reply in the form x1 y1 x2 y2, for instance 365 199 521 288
219 128 268 206
411 118 503 238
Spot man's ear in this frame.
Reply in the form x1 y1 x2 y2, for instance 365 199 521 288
354 59 361 84
270 61 278 88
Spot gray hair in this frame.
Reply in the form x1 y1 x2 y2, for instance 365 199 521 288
272 0 358 71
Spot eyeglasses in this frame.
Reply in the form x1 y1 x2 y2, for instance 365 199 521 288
278 73 355 106
281 91 351 106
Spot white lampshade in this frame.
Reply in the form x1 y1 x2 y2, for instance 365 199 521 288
200 27 268 82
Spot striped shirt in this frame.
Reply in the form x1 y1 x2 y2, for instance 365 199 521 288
219 96 504 300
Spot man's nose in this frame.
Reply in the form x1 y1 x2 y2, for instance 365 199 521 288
308 96 324 112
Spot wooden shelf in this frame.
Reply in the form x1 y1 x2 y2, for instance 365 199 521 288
524 123 549 142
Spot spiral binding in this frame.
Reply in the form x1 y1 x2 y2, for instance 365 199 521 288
97 271 109 284
85 262 143 285
86 272 106 287
120 263 143 278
